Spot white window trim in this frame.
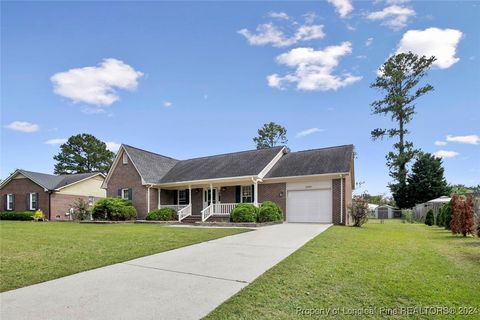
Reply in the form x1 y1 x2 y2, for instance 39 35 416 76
6 194 13 211
29 193 37 210
122 153 128 164
121 188 129 200
178 190 187 204
241 185 253 203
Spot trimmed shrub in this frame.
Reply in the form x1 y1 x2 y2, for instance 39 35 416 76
443 201 452 230
0 211 35 221
436 207 445 227
146 208 177 221
451 194 475 237
92 198 137 221
257 201 283 222
402 209 414 224
230 203 257 223
425 209 434 226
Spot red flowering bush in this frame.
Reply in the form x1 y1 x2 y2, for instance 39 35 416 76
451 194 475 237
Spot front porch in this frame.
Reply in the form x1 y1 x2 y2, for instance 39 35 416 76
151 183 259 222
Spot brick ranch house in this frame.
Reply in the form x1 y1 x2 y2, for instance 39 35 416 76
0 170 106 220
103 144 355 224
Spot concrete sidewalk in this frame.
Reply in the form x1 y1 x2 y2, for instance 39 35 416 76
0 223 331 320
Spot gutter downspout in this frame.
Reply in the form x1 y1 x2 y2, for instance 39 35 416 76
340 174 344 225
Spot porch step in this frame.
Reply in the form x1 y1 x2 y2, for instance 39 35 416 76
181 215 202 224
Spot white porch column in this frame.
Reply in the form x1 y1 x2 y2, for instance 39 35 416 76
189 185 192 206
254 180 259 207
210 184 214 214
157 188 161 209
147 186 151 213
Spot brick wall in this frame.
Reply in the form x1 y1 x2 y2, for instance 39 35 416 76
220 186 236 203
258 183 286 219
332 178 347 225
106 150 149 219
50 194 102 220
0 177 50 218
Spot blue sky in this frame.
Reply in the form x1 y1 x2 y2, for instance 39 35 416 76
1 1 479 195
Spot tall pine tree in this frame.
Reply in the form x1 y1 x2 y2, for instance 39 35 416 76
370 52 436 208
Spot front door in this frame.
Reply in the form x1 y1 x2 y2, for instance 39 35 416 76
203 188 218 208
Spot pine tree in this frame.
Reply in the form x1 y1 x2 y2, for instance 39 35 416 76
406 153 450 208
253 122 288 149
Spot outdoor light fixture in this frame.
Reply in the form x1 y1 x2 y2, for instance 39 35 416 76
279 191 284 197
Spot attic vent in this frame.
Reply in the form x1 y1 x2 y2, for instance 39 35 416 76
122 152 128 164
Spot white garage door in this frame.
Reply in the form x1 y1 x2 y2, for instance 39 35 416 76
287 189 332 223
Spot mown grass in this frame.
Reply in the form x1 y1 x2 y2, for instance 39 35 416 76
206 220 480 319
0 221 247 292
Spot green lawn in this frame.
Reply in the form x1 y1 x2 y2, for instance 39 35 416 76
0 221 247 292
206 220 480 319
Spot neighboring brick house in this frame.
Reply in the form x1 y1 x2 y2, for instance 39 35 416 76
0 170 106 220
103 144 355 224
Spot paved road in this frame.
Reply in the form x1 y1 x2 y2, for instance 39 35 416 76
1 223 331 320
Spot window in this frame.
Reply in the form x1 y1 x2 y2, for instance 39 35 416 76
241 185 253 203
6 194 14 211
122 152 128 164
121 188 129 200
178 190 187 205
29 193 37 210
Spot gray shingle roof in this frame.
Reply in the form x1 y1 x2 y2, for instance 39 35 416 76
18 170 101 190
123 145 179 184
159 147 284 183
265 145 354 178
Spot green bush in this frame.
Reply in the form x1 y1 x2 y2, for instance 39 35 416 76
436 208 444 227
0 211 35 221
425 209 434 226
230 203 257 222
257 201 283 222
402 209 414 224
146 208 177 221
92 198 137 221
443 202 452 230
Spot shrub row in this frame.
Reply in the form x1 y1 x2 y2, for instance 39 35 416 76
0 211 35 221
146 208 177 221
230 201 283 223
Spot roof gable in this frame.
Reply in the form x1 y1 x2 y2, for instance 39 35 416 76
0 170 103 190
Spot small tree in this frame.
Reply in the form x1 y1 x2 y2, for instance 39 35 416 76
70 198 91 221
451 194 475 237
54 133 115 174
424 209 434 226
350 196 369 227
436 209 444 227
253 122 287 149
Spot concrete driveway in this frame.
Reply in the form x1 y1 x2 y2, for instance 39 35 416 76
1 223 331 320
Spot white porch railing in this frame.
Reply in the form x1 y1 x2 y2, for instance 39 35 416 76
178 204 192 222
212 203 237 216
201 204 214 222
160 204 187 212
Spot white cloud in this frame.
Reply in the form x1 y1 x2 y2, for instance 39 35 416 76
446 134 480 145
396 28 463 69
434 150 459 158
45 138 68 145
434 140 447 146
51 58 143 106
238 15 325 48
296 128 325 137
269 12 290 20
5 121 39 133
105 142 121 152
346 24 356 31
366 5 415 30
268 42 362 91
163 101 173 108
365 37 374 47
328 0 353 18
